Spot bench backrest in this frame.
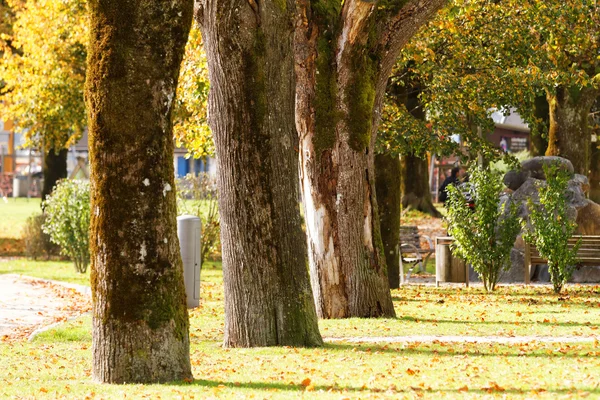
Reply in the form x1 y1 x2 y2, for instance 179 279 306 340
526 235 600 265
399 226 421 249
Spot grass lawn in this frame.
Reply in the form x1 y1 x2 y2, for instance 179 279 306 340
1 259 599 398
0 197 41 239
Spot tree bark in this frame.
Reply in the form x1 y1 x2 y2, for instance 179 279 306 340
591 138 600 203
375 153 401 289
397 77 441 218
545 86 598 175
531 94 549 156
401 153 441 217
295 0 445 318
196 1 322 347
86 0 193 383
41 147 67 202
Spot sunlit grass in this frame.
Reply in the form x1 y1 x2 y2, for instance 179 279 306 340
0 197 41 239
1 259 600 398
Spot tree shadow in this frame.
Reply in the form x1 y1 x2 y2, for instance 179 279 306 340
170 377 600 397
324 342 599 359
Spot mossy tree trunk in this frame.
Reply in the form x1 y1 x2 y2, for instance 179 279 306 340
195 2 322 347
41 147 67 202
295 0 445 318
545 86 598 175
401 154 441 217
398 79 441 217
85 0 193 383
531 94 549 156
591 136 600 203
375 153 401 289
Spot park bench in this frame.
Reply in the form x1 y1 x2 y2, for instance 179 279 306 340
399 226 434 284
524 235 600 284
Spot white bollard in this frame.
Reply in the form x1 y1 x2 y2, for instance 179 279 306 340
177 215 201 308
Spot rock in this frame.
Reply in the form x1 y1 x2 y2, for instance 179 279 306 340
499 249 529 282
575 200 600 235
566 180 588 209
573 174 590 194
503 170 530 191
511 178 543 218
521 156 574 180
532 265 550 282
571 266 600 283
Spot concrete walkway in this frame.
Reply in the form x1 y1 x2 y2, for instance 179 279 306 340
0 274 89 340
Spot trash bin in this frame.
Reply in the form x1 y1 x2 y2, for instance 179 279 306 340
12 175 29 197
435 236 469 287
177 215 202 308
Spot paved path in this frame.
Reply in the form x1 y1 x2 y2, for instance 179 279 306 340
0 274 89 340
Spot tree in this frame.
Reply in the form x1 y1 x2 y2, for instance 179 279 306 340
400 0 599 175
0 0 87 199
295 0 445 319
86 0 193 383
172 23 212 159
195 1 323 347
389 71 441 217
446 166 521 291
532 1 600 175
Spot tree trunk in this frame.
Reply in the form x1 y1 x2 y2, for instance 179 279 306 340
531 94 549 156
196 1 322 347
375 153 401 289
401 153 441 217
86 0 193 383
545 86 598 175
591 138 600 203
41 147 67 202
295 0 444 318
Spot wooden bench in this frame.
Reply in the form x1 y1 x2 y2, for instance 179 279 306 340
524 235 600 284
399 226 434 284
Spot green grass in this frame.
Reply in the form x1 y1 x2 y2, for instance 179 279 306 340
0 259 90 286
0 197 41 239
1 259 600 398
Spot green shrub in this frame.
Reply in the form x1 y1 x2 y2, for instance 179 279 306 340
22 213 61 260
176 173 220 263
522 164 579 294
446 165 521 291
42 179 90 273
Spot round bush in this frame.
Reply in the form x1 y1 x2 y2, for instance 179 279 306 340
42 179 90 273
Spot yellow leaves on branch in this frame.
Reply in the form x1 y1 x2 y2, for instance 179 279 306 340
0 0 88 150
173 23 213 158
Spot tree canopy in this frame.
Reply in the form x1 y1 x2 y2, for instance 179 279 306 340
0 0 87 151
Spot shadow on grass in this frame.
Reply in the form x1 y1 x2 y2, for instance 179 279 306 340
324 342 599 359
172 378 600 396
396 315 600 329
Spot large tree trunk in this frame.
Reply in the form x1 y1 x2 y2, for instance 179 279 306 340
545 86 598 175
375 153 401 289
41 147 67 202
295 0 444 318
591 138 600 203
398 79 441 218
401 154 441 217
531 94 549 156
86 0 193 383
196 1 322 347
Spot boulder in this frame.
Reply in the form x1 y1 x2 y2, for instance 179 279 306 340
571 267 600 283
499 248 529 282
521 156 574 180
503 170 530 191
575 200 600 235
573 174 590 194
